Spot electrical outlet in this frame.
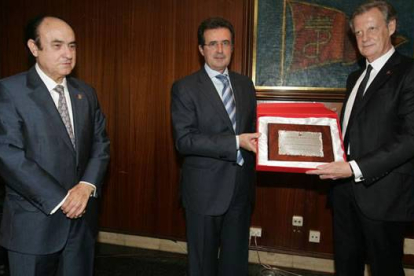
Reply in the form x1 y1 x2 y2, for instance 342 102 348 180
309 230 321 243
250 227 262 237
292 215 303 227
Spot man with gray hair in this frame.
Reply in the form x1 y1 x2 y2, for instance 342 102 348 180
307 1 414 275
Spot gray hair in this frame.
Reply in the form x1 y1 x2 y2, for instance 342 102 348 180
350 0 397 32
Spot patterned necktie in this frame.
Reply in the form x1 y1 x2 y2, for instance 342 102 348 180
216 74 244 166
343 65 373 151
54 85 75 148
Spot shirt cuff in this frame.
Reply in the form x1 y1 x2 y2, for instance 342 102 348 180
50 193 69 214
236 135 240 150
50 182 97 215
80 181 97 197
349 160 364 182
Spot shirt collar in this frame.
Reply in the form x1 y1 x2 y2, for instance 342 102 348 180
35 63 67 92
367 47 395 72
204 63 229 80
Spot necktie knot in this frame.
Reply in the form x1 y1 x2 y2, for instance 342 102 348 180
54 85 64 96
366 64 373 75
216 74 229 86
357 64 373 99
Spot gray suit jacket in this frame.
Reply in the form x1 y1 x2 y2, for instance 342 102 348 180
171 68 256 216
0 66 110 254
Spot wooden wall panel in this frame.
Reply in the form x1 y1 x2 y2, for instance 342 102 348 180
251 172 333 256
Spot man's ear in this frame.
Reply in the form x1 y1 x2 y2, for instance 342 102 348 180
198 45 205 57
388 19 396 36
27 39 39 57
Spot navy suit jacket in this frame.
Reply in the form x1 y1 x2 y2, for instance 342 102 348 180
340 52 414 221
171 68 256 216
0 66 110 254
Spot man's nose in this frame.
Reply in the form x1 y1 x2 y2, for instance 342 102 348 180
216 42 224 52
63 46 74 58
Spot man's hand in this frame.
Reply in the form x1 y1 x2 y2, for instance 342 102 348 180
61 183 94 219
239 132 261 153
306 161 353 180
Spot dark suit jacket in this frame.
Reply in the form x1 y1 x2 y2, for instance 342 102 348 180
340 51 414 221
0 67 110 254
171 68 257 216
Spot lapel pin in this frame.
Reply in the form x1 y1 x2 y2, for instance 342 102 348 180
77 94 83 100
386 70 392 75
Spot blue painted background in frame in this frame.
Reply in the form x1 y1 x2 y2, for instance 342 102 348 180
254 0 414 89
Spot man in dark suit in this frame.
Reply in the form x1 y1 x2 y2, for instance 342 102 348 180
0 16 110 276
307 1 414 275
171 17 260 276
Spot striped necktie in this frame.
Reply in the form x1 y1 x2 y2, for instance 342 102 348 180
54 85 75 148
216 74 244 166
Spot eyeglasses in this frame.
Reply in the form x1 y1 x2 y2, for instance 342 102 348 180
204 40 232 49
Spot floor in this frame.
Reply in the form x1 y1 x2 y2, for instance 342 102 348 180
0 243 332 275
94 243 333 276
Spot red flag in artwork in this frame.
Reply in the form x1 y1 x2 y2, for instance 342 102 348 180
288 1 358 71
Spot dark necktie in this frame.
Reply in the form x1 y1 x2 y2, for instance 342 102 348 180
355 64 373 103
54 85 75 148
216 74 244 166
343 65 373 151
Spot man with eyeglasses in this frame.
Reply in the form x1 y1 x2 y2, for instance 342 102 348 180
171 17 260 275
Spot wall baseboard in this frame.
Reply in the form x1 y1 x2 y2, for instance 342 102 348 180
98 231 414 275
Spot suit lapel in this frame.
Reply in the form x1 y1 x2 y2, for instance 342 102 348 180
352 52 401 119
67 78 87 156
26 68 76 155
197 69 235 133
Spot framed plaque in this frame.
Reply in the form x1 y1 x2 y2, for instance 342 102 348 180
268 123 334 162
256 103 346 173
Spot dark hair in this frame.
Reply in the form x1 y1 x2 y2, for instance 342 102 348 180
350 0 397 31
197 17 235 47
25 15 68 50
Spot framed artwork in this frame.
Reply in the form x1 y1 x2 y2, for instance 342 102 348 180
252 0 414 100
